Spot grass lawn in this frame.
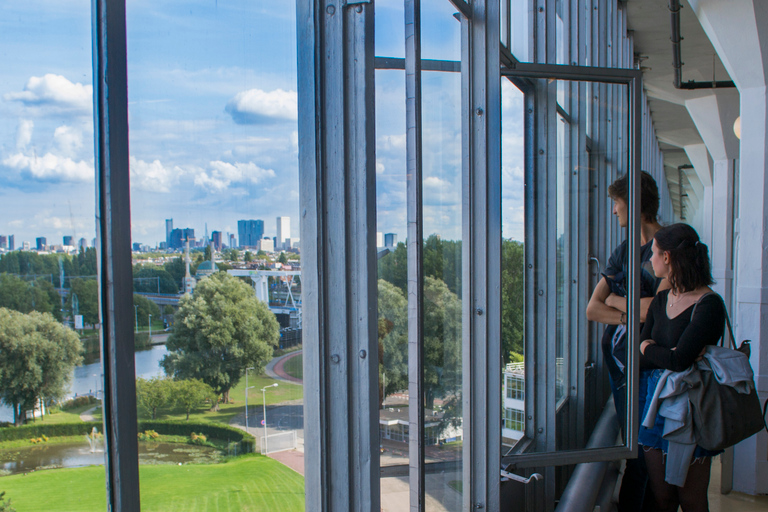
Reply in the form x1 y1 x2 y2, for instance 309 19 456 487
282 354 303 380
0 454 304 511
28 402 101 425
33 373 303 428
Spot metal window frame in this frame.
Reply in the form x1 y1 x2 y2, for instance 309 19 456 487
404 0 426 510
460 0 502 509
297 1 380 511
500 61 642 471
92 0 141 509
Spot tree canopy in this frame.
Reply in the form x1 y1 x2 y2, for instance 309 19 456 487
67 278 99 326
377 279 408 407
133 294 161 328
161 272 279 404
378 237 525 364
0 274 62 321
0 308 83 425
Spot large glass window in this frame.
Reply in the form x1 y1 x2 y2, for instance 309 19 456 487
125 1 304 508
0 3 107 509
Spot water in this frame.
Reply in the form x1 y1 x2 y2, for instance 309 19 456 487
0 440 223 476
0 345 168 423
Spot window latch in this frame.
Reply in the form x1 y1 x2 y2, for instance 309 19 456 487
501 469 543 485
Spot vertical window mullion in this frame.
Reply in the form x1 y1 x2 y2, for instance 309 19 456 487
462 0 501 508
91 0 141 509
404 1 425 510
297 1 379 510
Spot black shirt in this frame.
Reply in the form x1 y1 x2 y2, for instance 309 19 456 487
640 290 726 372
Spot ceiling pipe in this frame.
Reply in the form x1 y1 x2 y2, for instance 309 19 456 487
669 0 735 90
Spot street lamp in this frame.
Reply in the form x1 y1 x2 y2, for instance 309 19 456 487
244 367 254 432
133 304 138 333
245 386 255 432
148 314 152 340
261 383 278 453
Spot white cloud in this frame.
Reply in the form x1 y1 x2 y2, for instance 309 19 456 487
16 120 33 150
53 125 83 157
3 151 93 182
225 88 298 124
129 157 180 193
194 160 276 191
4 74 92 114
378 134 407 152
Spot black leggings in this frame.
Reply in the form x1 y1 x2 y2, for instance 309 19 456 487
643 448 711 512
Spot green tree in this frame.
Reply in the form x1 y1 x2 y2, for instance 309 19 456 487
222 248 239 262
377 280 408 408
243 251 253 263
67 278 99 326
377 242 407 293
133 294 161 328
501 239 525 362
0 274 60 320
172 379 215 420
0 308 83 425
163 257 186 291
133 265 177 294
423 276 462 410
75 247 97 277
161 272 279 405
204 245 212 261
136 377 172 420
277 252 288 264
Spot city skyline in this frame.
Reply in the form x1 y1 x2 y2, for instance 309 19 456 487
0 0 524 252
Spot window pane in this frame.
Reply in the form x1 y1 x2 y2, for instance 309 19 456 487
125 1 304 508
375 67 408 477
501 78 526 451
0 2 107 508
422 69 463 512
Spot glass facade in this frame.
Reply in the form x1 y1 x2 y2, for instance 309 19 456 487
0 0 688 511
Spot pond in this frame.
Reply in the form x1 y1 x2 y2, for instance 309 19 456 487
0 439 223 477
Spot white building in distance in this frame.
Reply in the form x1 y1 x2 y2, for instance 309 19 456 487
276 216 290 250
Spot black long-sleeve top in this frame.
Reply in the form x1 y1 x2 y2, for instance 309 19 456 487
639 290 726 372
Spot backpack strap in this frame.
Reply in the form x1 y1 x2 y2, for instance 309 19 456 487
689 291 735 349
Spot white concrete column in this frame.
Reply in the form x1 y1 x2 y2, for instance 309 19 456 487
685 90 740 303
689 0 768 495
683 144 713 247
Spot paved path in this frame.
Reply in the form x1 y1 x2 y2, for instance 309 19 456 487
265 350 303 384
80 406 98 421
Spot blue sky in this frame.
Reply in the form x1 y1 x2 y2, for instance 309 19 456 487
0 0 524 250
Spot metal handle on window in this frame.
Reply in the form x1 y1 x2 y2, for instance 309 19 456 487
501 469 543 485
588 255 601 278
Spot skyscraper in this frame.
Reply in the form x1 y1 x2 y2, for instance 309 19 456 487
0 236 6 250
237 219 264 248
169 228 195 249
8 235 14 251
165 219 173 248
384 233 397 248
36 237 46 251
276 216 290 250
211 231 222 251
63 236 74 246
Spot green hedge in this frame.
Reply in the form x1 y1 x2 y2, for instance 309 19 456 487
0 421 102 442
139 421 256 453
0 420 255 453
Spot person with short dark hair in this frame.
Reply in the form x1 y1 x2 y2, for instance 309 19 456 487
586 170 669 512
639 223 724 511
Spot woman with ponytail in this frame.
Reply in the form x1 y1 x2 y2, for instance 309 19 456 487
638 223 725 511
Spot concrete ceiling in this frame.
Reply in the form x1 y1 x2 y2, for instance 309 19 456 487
625 0 736 219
